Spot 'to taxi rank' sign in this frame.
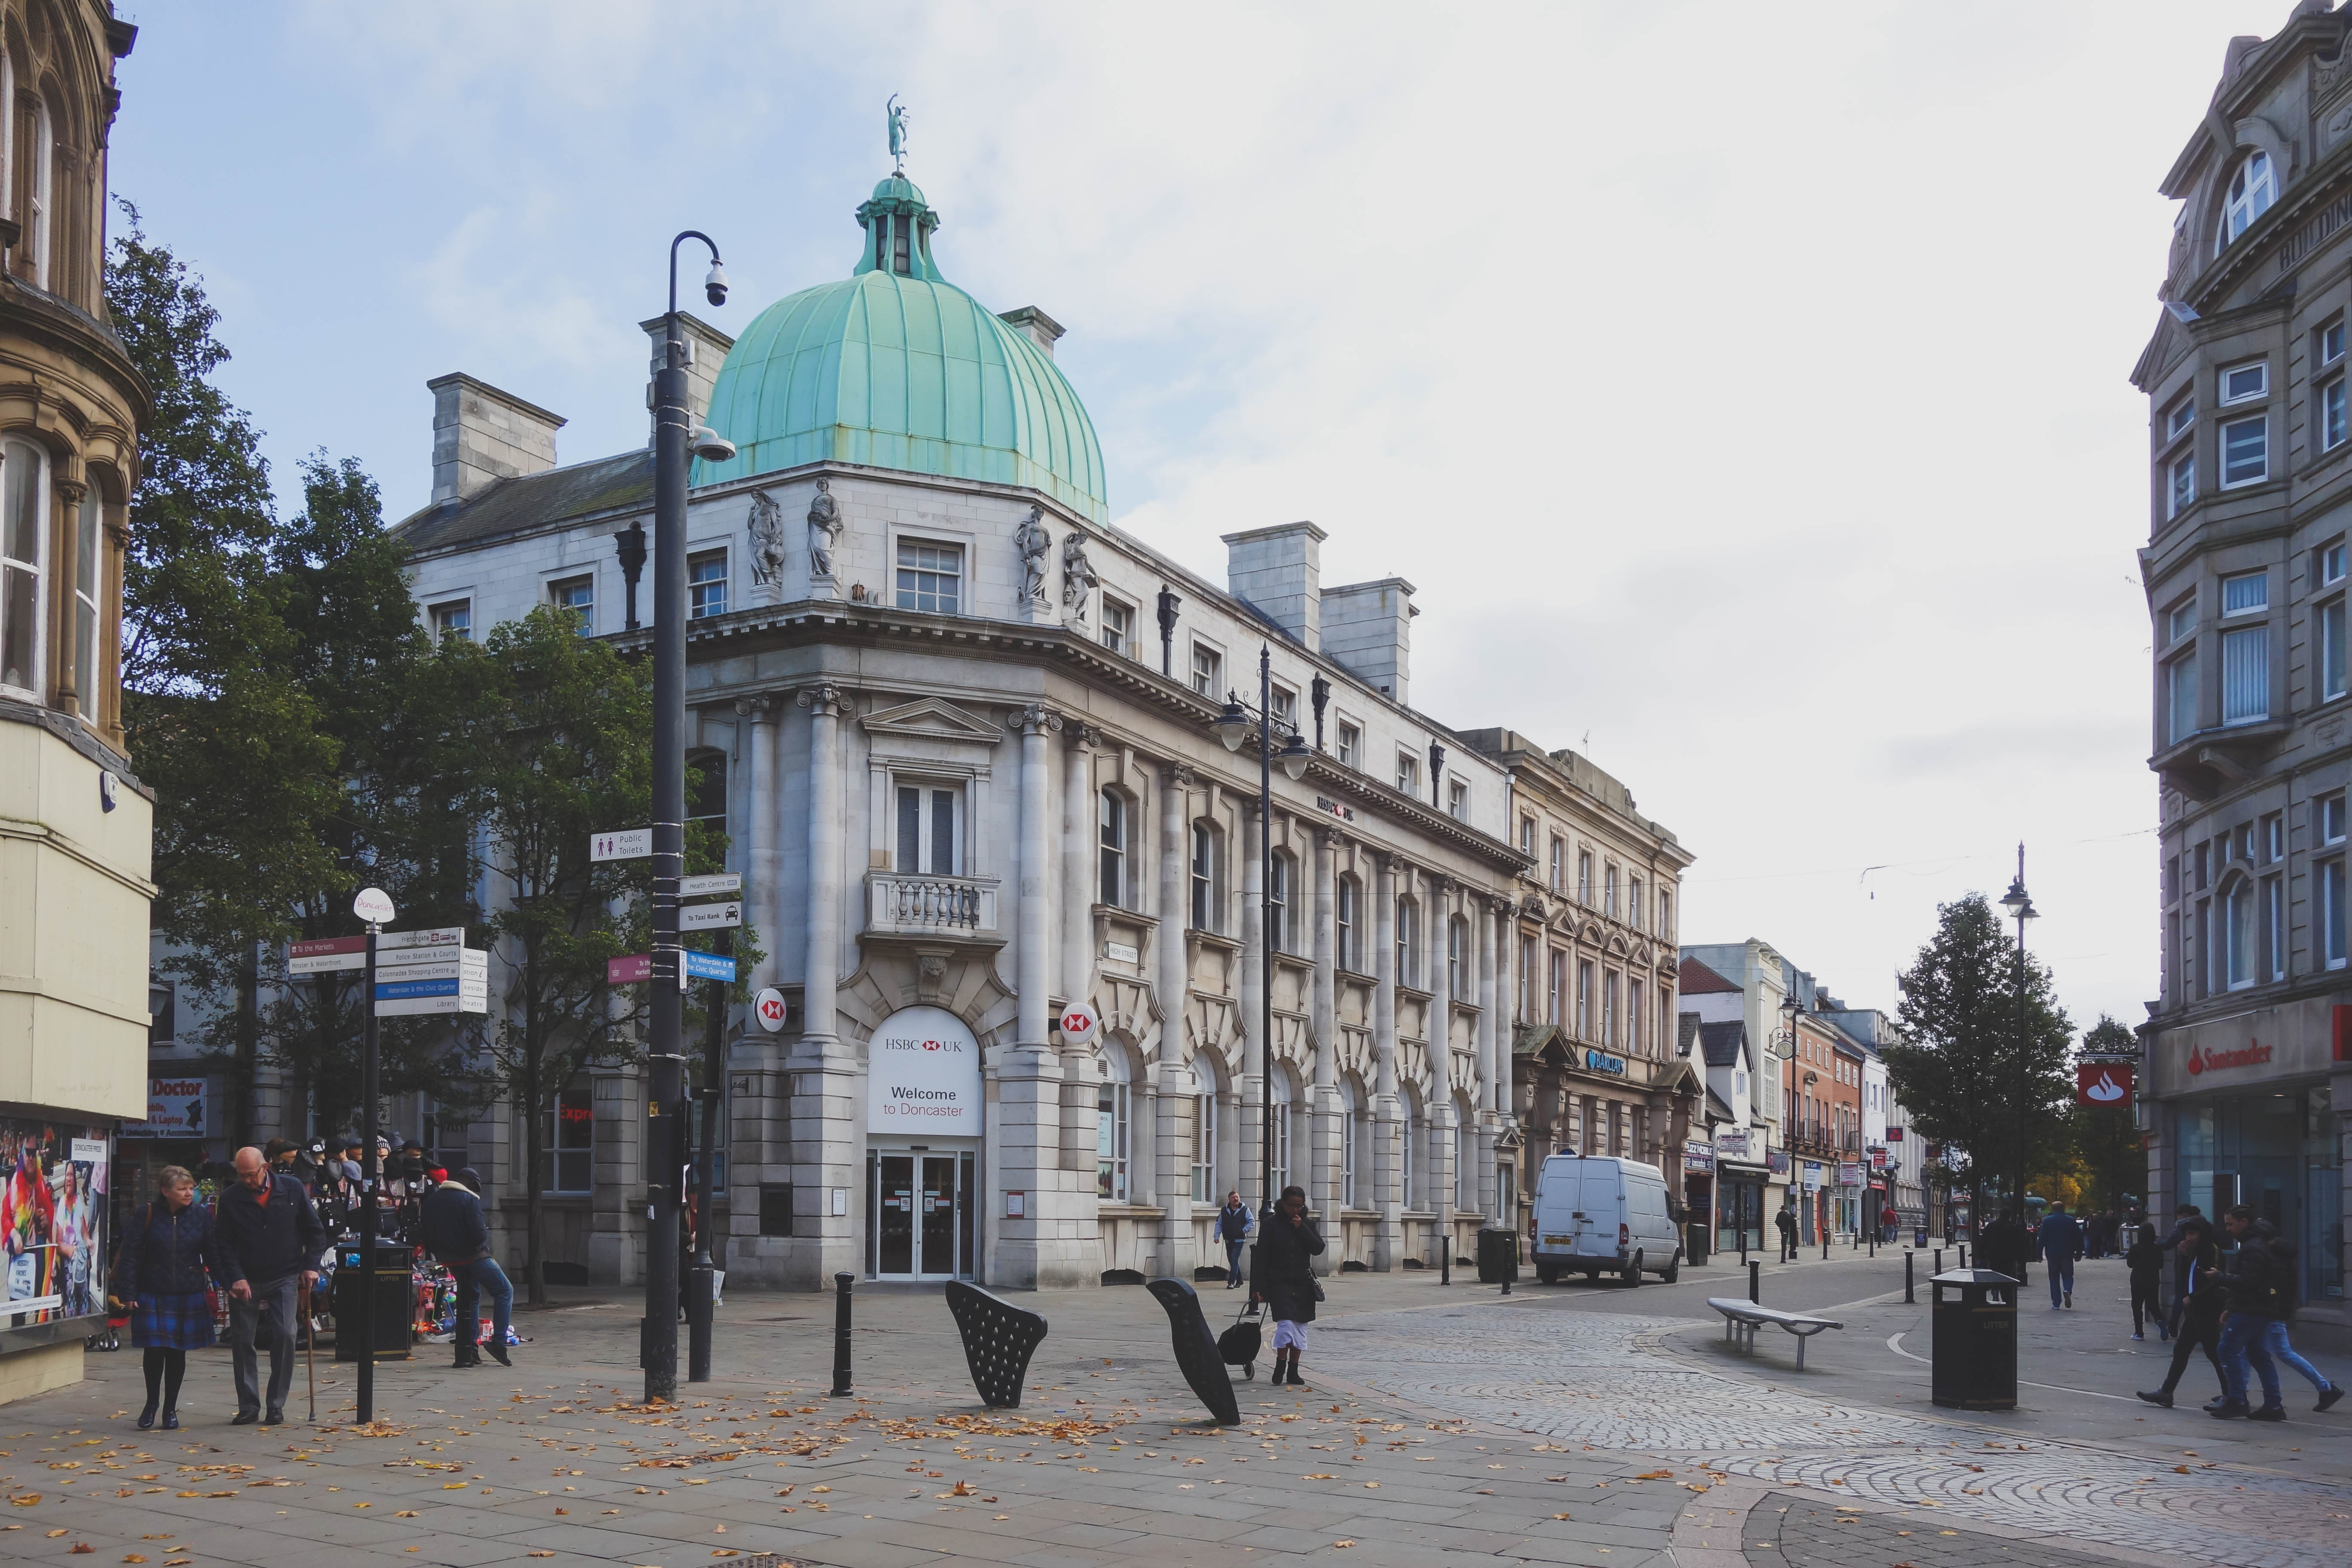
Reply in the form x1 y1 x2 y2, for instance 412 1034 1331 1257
865 1004 983 1137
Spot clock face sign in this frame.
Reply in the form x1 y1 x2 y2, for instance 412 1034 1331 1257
753 987 788 1034
1058 1002 1100 1047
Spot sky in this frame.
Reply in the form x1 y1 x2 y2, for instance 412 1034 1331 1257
105 0 2298 1036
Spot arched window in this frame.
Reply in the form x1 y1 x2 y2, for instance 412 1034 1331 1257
0 437 47 696
1268 1070 1293 1196
1267 849 1292 954
1190 821 1219 932
1097 1050 1131 1202
1337 874 1360 971
1339 1077 1360 1209
1099 789 1128 908
2218 150 2278 253
1396 897 1418 987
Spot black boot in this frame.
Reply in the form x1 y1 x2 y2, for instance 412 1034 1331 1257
135 1401 157 1430
484 1339 511 1367
453 1343 482 1369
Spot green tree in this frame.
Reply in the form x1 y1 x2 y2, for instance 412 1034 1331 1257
1882 892 2074 1223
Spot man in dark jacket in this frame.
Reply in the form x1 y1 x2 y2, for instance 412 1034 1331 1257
1250 1185 1325 1389
216 1147 325 1426
2139 1220 2226 1407
1216 1191 1254 1288
1774 1203 1798 1262
421 1169 511 1367
2211 1207 2288 1420
2124 1226 2167 1341
2036 1202 2083 1309
2159 1204 2202 1334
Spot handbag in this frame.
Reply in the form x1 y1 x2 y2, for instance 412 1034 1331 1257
1313 1279 1325 1302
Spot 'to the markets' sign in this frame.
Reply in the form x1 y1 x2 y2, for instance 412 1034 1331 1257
865 1005 983 1136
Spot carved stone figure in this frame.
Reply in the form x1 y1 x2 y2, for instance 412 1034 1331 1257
807 478 842 582
747 488 787 590
1060 529 1098 624
1014 505 1053 608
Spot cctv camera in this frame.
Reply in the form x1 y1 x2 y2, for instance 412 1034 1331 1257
692 426 737 463
704 261 729 308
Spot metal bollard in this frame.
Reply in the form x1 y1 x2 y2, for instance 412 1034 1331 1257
1748 1259 1761 1304
829 1272 854 1397
1905 1250 1914 1304
1959 1243 1969 1271
1934 1247 1944 1277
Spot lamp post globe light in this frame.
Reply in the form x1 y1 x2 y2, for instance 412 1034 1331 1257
1998 844 2038 1236
646 229 729 1404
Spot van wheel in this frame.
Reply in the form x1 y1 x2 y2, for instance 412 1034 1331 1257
1536 1265 1559 1286
1659 1256 1680 1285
1623 1253 1642 1288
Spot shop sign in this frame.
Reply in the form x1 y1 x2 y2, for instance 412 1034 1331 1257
1683 1140 1715 1173
122 1078 208 1139
2185 1040 2271 1077
2078 1061 2134 1104
0 1115 109 1326
1800 1160 1822 1188
1837 1161 1862 1187
1885 1126 1905 1142
865 1005 983 1136
1584 1049 1627 1076
1869 1147 1889 1171
1713 1127 1752 1158
1768 1149 1789 1174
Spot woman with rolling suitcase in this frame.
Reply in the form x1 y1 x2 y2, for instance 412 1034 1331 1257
1250 1185 1325 1390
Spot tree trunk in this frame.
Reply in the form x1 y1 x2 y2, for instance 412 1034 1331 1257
232 938 260 1148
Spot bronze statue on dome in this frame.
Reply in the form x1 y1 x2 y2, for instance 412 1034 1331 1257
887 96 910 172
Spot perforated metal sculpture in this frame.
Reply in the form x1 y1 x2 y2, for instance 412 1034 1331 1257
1146 1277 1242 1425
943 1280 1048 1409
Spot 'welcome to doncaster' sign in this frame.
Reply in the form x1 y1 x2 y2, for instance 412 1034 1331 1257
865 1005 984 1136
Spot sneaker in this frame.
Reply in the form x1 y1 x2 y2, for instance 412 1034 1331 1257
2208 1401 2251 1420
2249 1405 2288 1422
2135 1390 2173 1408
2133 1331 2145 1340
2317 1384 2343 1413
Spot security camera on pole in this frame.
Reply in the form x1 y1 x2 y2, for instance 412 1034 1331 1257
644 230 732 1403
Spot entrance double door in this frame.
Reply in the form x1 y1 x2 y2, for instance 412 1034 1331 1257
867 1148 975 1280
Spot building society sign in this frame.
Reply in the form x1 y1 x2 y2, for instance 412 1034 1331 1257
865 1005 983 1136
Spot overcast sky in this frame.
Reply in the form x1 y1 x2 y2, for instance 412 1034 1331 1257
109 2 2297 1035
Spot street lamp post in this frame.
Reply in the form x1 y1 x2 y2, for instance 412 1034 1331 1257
1773 992 1800 1264
1215 647 1311 1225
1999 844 2039 1240
645 230 731 1404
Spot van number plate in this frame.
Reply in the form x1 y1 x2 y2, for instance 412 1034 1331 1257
1542 1235 1573 1246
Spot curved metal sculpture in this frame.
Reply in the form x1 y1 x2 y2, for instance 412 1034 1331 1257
1145 1277 1242 1426
943 1280 1048 1409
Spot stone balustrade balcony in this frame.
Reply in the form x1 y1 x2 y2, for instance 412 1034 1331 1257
866 871 1000 937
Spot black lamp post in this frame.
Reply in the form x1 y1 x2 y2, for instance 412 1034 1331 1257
1777 992 1800 1259
1215 646 1312 1221
1999 844 2038 1235
644 229 731 1403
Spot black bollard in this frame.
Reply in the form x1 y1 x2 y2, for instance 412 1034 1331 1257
1959 1243 1969 1271
829 1271 854 1397
1748 1258 1760 1304
1905 1250 1914 1304
1934 1247 1944 1277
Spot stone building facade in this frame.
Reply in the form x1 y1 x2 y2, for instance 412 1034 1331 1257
0 0 144 1405
380 162 1692 1290
2133 2 2352 1337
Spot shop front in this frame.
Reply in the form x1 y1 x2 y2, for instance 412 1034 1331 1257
862 1006 984 1282
1709 1126 1767 1254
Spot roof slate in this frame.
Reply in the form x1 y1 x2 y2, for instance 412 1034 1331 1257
1697 1020 1749 1069
391 449 655 555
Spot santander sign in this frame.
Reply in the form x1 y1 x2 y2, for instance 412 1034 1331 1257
2185 1039 2271 1076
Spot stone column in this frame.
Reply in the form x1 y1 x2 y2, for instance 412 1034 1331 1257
1241 803 1269 1209
1060 728 1100 1177
1431 1094 1456 1271
784 683 857 1287
1373 863 1407 1271
1158 764 1195 1274
735 696 778 990
1494 899 1519 1233
1421 876 1450 1258
1309 829 1341 1260
1370 855 1397 1266
1475 894 1499 1223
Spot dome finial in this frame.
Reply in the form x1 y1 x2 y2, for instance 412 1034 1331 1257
887 95 910 174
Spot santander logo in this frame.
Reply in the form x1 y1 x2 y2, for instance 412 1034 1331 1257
2187 1039 2271 1075
2085 1069 2126 1102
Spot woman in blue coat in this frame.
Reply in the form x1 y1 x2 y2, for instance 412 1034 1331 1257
112 1165 245 1430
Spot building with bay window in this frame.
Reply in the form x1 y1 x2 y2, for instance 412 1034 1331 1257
2134 6 2352 1339
0 1 144 1406
380 155 1692 1290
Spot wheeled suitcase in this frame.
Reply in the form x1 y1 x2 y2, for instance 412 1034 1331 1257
1218 1299 1264 1379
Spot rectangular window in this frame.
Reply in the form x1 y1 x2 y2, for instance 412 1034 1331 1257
543 1082 593 1194
894 540 962 613
1629 877 1644 932
2325 599 2348 702
2226 879 2254 989
1516 935 1535 1021
1267 853 1289 954
1395 750 1419 795
2326 859 2349 970
895 784 958 876
2168 394 2197 440
2221 361 2269 404
1604 864 1619 919
2222 415 2269 486
1547 949 1564 1025
1658 890 1672 939
1603 971 1620 1047
759 1184 795 1237
1189 642 1220 697
1099 790 1127 908
2167 650 2199 744
1577 850 1593 904
549 574 594 635
2196 839 2211 890
2327 321 2347 365
2324 542 2348 586
1337 877 1358 971
1627 978 1643 1055
1449 778 1470 820
2168 597 2197 644
1549 836 1564 892
1576 960 1594 1038
429 600 472 644
1191 823 1215 932
1097 1081 1130 1202
2325 378 2348 451
2264 872 2285 982
2169 452 2196 517
2263 812 2284 863
2222 570 2268 615
2221 625 2268 723
1191 1092 1216 1204
1269 685 1296 728
2322 793 2347 845
1335 720 1360 769
1100 596 1134 657
1519 816 1536 855
70 490 96 720
688 548 728 618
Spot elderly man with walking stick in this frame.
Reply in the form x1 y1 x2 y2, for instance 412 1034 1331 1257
215 1146 325 1427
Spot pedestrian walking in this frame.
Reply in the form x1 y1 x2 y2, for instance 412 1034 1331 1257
1881 1201 1900 1245
215 1145 326 1427
420 1168 512 1367
2037 1201 2083 1309
2159 1203 2202 1335
1250 1185 1325 1390
2125 1225 2167 1341
110 1165 245 1432
2211 1205 2291 1420
2138 1220 2226 1408
1215 1191 1254 1289
1774 1203 1797 1262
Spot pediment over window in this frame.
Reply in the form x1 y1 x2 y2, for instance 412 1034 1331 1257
860 695 1002 749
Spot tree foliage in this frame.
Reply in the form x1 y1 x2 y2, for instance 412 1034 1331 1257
1882 892 2074 1217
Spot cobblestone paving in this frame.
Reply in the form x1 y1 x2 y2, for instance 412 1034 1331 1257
1311 1306 2352 1568
1755 1492 2114 1568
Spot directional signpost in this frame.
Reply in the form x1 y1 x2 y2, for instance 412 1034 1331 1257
288 935 367 975
591 828 653 862
680 900 742 932
681 873 740 899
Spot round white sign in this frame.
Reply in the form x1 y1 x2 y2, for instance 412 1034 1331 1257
1057 1001 1100 1047
352 886 396 924
865 1005 983 1136
753 987 789 1034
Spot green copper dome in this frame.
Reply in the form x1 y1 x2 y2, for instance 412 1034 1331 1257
693 175 1107 521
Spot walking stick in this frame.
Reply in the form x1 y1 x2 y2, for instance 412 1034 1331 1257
300 1277 316 1423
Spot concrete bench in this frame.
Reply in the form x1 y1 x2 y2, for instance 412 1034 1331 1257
1705 1297 1844 1370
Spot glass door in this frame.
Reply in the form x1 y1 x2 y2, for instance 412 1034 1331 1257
869 1149 977 1280
920 1155 956 1275
872 1154 915 1276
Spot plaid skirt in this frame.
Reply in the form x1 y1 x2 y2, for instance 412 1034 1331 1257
131 1291 217 1351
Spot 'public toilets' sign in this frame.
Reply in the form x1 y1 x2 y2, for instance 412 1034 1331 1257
866 1005 983 1136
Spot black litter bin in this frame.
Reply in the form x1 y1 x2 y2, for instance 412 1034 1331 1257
1476 1227 1520 1286
1929 1268 2017 1410
332 1239 416 1362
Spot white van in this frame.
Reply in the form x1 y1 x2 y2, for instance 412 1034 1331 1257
1531 1154 1682 1285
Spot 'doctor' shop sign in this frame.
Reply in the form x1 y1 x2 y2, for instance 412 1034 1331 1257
865 1005 983 1136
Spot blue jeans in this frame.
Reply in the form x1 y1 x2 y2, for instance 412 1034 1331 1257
1225 1237 1247 1284
2044 1251 2075 1306
449 1257 512 1349
2259 1319 2331 1392
2218 1313 2282 1408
